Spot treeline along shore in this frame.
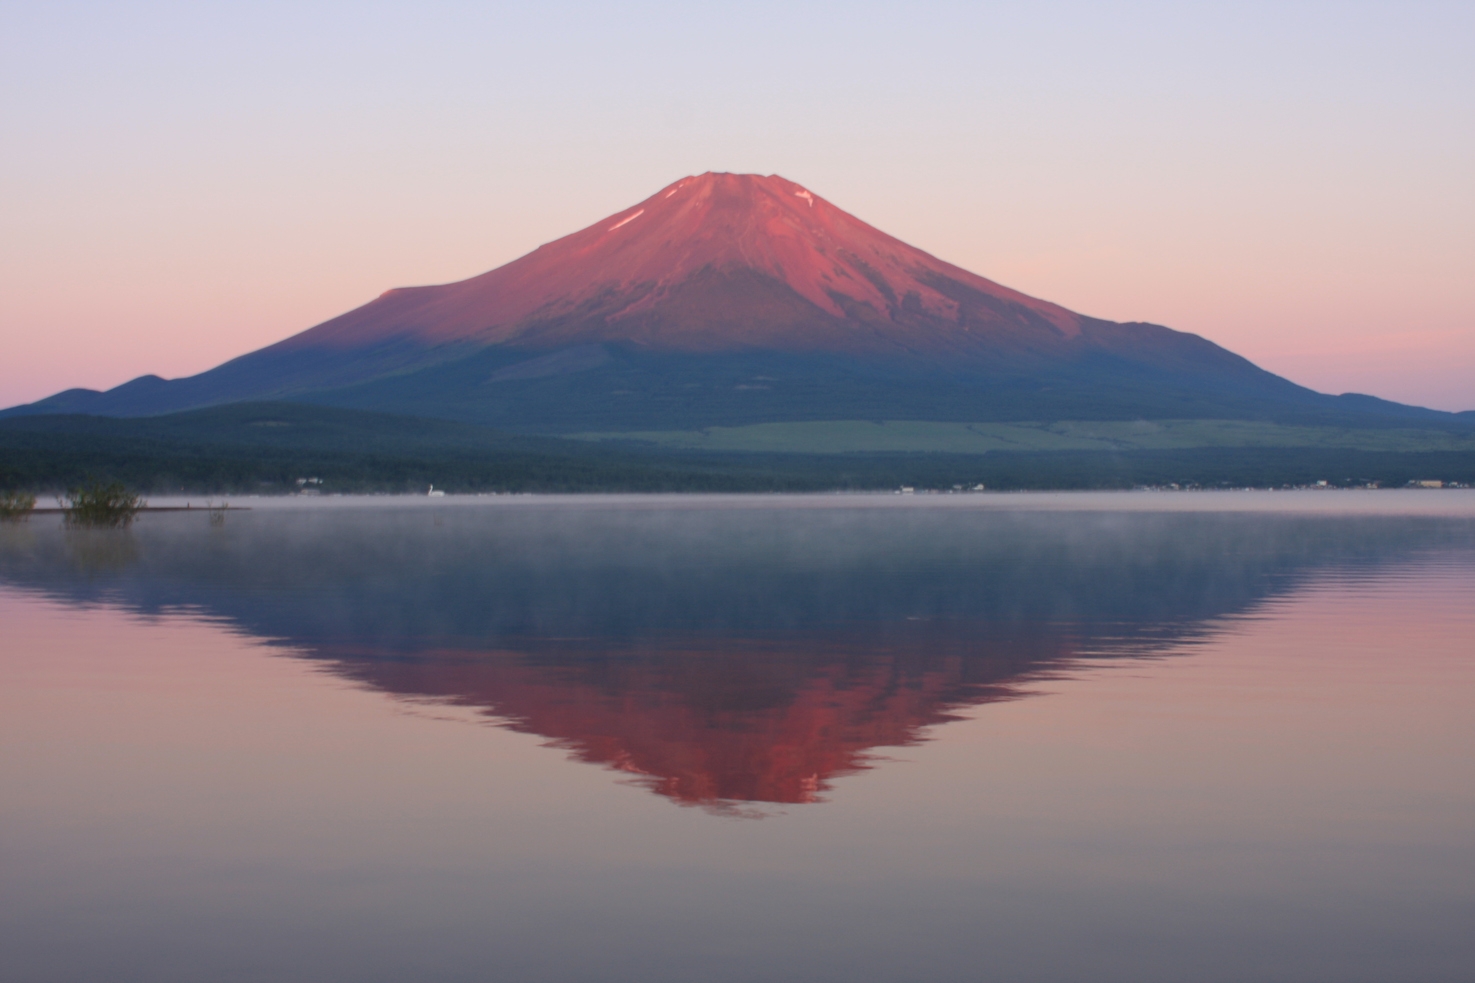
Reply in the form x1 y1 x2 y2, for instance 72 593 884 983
2 402 1472 495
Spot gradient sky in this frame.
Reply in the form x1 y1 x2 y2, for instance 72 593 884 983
2 0 1471 411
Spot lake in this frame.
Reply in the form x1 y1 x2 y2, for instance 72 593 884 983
3 492 1473 983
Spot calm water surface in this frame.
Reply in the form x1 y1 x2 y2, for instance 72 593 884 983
2 492 1474 982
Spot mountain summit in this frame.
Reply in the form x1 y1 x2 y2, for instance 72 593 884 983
4 173 1448 431
291 171 1083 359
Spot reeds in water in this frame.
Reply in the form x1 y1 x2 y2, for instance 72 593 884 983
62 481 143 528
0 491 37 522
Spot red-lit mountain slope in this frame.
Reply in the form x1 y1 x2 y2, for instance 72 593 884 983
289 171 1082 358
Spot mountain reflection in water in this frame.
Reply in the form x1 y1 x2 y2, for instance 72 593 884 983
321 630 1053 806
3 501 1469 809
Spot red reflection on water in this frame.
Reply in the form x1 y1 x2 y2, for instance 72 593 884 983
310 627 1085 807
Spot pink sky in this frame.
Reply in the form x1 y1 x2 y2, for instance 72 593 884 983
2 2 1471 411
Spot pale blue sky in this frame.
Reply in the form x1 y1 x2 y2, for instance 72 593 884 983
3 1 1471 408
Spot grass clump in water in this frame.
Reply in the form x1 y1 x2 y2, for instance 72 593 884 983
62 481 143 528
0 491 37 522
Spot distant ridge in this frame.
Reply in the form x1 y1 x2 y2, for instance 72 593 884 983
5 172 1467 432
